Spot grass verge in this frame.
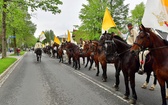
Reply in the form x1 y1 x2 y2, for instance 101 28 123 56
9 51 25 56
0 57 17 74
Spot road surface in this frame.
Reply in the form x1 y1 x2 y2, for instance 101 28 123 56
0 51 164 105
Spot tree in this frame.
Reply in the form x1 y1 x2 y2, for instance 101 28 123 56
43 30 55 45
76 0 129 40
6 2 36 53
130 2 145 25
1 0 62 58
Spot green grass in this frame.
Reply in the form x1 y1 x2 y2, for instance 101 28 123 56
10 51 25 56
0 57 17 74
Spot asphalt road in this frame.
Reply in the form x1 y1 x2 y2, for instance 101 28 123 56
0 51 165 105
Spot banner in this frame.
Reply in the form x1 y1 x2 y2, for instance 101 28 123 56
39 31 46 42
102 8 116 31
54 35 61 45
142 0 168 33
67 30 71 42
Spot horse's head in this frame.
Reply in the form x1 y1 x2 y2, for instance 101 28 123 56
101 32 117 55
130 25 151 54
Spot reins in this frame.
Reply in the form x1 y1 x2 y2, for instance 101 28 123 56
149 46 168 51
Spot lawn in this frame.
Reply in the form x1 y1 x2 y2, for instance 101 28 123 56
0 57 17 74
10 51 25 56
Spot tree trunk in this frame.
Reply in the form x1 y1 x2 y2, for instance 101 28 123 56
1 0 7 58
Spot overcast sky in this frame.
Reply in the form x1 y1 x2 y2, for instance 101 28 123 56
30 0 147 37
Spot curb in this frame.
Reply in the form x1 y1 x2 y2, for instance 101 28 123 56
0 53 26 83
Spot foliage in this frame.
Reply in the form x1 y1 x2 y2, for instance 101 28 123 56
76 0 129 40
42 30 55 45
130 2 145 25
0 0 63 58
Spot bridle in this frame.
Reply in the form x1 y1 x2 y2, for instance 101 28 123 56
133 30 168 52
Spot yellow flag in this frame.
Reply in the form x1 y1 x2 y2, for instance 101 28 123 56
54 35 61 45
162 0 168 7
102 8 116 30
67 30 71 42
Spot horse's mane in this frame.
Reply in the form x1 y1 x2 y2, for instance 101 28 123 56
113 37 131 48
148 29 168 46
113 36 126 43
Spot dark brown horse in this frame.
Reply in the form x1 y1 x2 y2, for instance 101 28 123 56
130 26 168 105
103 32 156 104
65 42 81 70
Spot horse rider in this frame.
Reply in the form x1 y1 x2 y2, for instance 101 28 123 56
34 40 43 54
120 23 146 74
138 25 150 74
79 38 85 49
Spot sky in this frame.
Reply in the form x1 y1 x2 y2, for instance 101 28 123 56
30 0 147 38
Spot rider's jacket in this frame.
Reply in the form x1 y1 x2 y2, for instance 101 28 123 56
34 42 43 49
126 28 138 45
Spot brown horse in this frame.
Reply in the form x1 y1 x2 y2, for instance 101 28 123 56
130 26 168 105
82 40 96 69
58 43 65 63
65 42 81 70
89 38 121 83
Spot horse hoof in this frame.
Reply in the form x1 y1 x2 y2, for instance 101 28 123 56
123 95 129 100
113 84 119 91
149 84 155 91
102 79 107 82
141 85 147 89
149 87 155 91
137 70 144 75
129 98 136 104
93 67 96 70
166 96 168 99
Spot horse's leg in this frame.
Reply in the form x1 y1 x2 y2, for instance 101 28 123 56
68 56 71 64
85 57 90 68
82 56 85 65
141 71 150 89
95 60 99 76
78 56 81 70
123 71 130 100
113 62 121 91
89 58 93 70
149 72 157 91
158 78 167 105
129 73 137 104
166 81 168 99
101 62 107 82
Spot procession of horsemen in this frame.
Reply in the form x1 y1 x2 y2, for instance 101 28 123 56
33 23 168 105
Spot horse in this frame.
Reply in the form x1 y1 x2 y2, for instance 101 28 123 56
52 42 59 58
58 43 65 63
103 32 156 104
82 40 95 69
65 42 81 70
35 48 42 62
130 25 168 105
88 37 121 83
